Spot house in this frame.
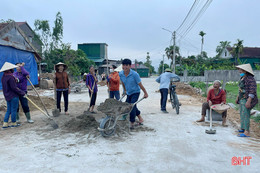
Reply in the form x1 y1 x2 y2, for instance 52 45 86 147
131 64 149 78
78 43 108 66
0 21 42 89
219 47 260 69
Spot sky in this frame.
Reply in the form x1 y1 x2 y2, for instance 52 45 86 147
1 0 260 70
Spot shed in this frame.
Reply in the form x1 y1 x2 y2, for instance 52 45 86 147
0 21 41 90
131 64 149 78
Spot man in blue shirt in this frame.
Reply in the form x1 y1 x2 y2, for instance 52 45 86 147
119 59 148 129
156 68 180 113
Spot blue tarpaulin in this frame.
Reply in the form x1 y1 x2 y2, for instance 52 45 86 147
0 45 38 90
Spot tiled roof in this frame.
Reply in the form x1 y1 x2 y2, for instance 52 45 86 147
0 23 8 30
227 47 260 58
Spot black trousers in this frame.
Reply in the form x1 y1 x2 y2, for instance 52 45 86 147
57 90 69 112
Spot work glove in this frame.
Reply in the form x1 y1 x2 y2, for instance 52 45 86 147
23 94 28 98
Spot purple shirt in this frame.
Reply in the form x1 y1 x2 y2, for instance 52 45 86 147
1 72 25 101
86 73 98 93
13 66 29 92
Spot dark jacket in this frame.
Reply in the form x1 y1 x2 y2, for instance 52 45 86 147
1 72 25 101
55 72 70 89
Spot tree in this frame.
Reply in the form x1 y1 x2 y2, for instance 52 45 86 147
216 41 231 58
158 61 169 74
232 39 243 65
199 31 206 55
144 52 155 75
34 11 64 54
43 43 95 76
165 45 180 68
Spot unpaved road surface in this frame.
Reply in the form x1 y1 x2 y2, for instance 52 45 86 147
0 77 259 173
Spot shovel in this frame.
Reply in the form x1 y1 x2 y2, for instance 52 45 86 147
26 76 52 117
25 96 59 129
205 107 216 134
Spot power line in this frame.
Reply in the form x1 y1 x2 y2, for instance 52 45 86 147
179 0 212 39
176 0 199 32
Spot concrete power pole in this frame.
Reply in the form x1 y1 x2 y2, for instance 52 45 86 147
162 54 165 73
172 31 176 74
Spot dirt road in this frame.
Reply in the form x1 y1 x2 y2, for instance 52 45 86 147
0 77 259 173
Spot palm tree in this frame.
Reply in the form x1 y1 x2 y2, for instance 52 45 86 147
216 41 231 58
199 31 206 55
165 45 180 68
232 39 243 65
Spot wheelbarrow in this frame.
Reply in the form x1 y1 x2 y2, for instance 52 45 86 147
98 95 144 137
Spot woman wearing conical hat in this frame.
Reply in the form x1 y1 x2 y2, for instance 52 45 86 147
236 64 258 137
54 62 70 115
0 62 25 128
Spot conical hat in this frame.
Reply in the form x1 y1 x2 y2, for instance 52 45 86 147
0 62 18 72
55 62 68 71
114 64 122 72
236 64 254 75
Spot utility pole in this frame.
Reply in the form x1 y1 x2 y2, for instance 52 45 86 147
172 31 176 74
162 54 165 73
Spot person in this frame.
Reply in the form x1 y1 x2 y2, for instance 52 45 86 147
101 72 106 81
107 65 120 100
54 62 70 115
119 59 148 129
13 62 34 123
235 64 258 137
0 62 25 128
86 65 98 113
197 80 227 126
156 68 180 113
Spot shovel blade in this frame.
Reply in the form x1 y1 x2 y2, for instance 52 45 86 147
205 129 216 134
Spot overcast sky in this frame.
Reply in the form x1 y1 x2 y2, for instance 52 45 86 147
1 0 260 70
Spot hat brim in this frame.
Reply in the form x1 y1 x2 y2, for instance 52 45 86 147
55 63 68 71
236 64 254 75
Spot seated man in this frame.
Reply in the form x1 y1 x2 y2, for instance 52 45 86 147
196 80 227 126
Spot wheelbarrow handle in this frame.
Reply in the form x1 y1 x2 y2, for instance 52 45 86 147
119 94 126 101
133 97 145 106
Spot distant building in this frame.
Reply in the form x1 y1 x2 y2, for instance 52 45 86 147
219 47 260 69
131 64 149 78
0 21 42 89
78 43 108 66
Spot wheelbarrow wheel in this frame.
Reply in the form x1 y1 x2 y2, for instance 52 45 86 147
100 116 116 137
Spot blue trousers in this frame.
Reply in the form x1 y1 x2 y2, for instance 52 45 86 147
126 93 140 123
160 88 169 111
4 97 19 123
109 91 120 100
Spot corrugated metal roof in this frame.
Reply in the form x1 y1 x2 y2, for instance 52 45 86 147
0 22 41 61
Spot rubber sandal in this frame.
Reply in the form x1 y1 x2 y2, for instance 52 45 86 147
237 134 250 137
238 129 245 133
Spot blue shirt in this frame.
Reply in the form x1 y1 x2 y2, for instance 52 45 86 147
156 72 180 89
86 73 98 93
119 69 141 95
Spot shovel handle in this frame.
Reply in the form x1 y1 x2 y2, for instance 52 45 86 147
25 96 51 119
26 76 51 117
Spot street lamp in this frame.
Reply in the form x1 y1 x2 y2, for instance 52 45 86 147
162 28 176 74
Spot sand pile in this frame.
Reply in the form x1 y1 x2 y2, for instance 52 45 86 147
0 95 54 112
27 95 55 111
97 99 132 116
63 113 99 133
175 82 202 96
